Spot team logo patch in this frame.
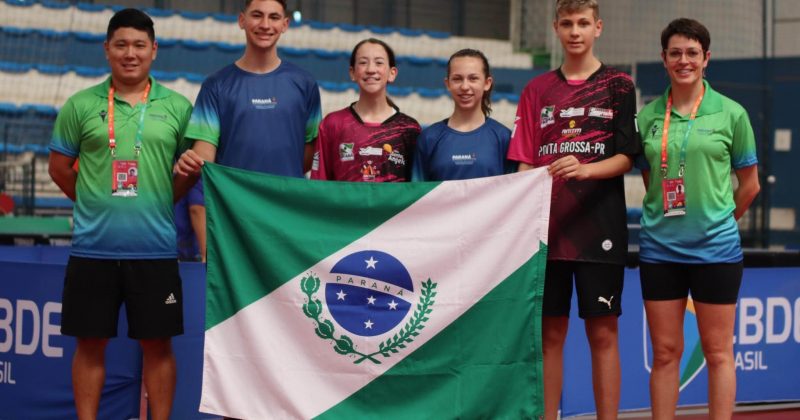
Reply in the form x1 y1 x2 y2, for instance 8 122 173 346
588 107 614 119
650 124 660 138
299 250 437 364
339 143 355 162
99 110 107 122
559 107 585 118
251 97 278 110
361 161 378 181
644 298 706 391
540 106 555 128
561 120 582 137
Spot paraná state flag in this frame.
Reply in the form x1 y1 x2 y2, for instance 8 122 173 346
199 162 551 419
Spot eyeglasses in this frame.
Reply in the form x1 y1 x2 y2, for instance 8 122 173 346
664 48 705 62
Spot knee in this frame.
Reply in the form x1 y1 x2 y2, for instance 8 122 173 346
139 338 173 358
76 338 109 355
651 340 683 369
701 342 734 369
542 319 569 352
587 331 617 352
586 318 618 351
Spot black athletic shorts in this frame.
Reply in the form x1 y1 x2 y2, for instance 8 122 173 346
61 256 184 339
639 261 743 304
542 260 624 318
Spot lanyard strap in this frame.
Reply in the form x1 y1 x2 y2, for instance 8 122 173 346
108 82 151 158
660 85 705 178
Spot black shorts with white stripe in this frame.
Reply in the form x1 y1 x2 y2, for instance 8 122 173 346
61 256 184 339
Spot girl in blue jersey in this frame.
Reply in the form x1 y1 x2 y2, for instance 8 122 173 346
412 49 514 181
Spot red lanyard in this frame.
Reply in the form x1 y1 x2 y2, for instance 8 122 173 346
660 85 704 177
108 82 151 156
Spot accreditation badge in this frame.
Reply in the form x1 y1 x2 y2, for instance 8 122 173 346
111 160 139 197
662 178 686 217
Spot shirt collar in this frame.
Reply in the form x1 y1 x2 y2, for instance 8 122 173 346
93 75 167 101
657 79 723 117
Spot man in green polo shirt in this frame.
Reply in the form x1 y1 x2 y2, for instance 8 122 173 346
48 8 192 420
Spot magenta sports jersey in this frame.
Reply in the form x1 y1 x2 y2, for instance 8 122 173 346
508 65 639 264
311 105 420 182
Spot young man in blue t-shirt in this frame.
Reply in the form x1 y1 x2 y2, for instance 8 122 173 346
174 0 321 182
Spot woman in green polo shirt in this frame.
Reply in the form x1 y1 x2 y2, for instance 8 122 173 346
635 18 761 419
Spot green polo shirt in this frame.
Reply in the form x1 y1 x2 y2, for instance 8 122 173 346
50 76 193 258
636 80 758 263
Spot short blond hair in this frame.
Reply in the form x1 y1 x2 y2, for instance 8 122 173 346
555 0 599 20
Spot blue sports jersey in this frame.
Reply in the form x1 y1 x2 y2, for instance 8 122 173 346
175 179 204 261
412 118 514 181
185 62 322 176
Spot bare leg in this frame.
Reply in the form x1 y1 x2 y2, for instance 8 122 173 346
543 316 569 420
644 299 687 420
694 302 737 420
72 338 109 420
140 338 176 420
585 315 620 420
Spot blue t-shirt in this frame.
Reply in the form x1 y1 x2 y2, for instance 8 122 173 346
185 61 322 176
412 118 514 181
175 179 204 261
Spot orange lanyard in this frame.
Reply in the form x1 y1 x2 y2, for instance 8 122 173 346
108 82 151 157
660 85 704 178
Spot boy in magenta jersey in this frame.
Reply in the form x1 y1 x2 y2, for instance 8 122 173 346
310 38 420 182
507 1 639 419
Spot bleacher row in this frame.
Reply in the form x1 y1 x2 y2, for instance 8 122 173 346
0 64 522 130
0 0 532 69
0 26 537 93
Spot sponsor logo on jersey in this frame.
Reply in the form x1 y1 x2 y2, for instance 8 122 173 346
359 146 384 157
451 153 477 165
339 143 355 161
540 106 555 128
251 97 278 110
559 107 585 118
561 119 582 137
387 150 406 166
588 107 614 119
311 151 320 171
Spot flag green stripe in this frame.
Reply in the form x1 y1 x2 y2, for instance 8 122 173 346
316 242 547 419
202 163 440 329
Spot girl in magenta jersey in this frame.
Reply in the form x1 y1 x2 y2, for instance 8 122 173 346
411 49 514 181
310 38 420 182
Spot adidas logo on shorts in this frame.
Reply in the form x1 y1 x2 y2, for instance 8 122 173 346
165 293 177 305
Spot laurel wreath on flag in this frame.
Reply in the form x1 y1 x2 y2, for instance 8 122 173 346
300 274 437 365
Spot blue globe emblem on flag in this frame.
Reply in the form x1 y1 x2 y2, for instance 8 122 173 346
325 250 414 337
